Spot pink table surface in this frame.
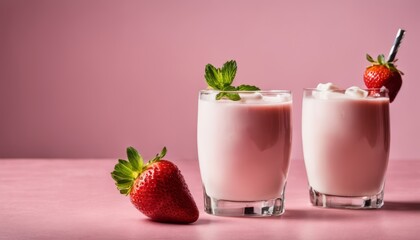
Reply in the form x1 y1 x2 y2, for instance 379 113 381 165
1 159 419 240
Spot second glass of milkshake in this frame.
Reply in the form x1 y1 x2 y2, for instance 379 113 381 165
197 90 292 216
302 83 390 209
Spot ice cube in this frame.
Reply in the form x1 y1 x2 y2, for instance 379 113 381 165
345 86 368 98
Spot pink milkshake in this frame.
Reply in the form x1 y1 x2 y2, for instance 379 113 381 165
197 90 292 216
302 84 390 209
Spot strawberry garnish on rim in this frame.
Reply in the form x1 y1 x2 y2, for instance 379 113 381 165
364 54 403 102
364 29 406 103
111 147 199 224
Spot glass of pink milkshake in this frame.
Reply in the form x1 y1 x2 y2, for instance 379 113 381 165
302 83 390 209
197 90 292 216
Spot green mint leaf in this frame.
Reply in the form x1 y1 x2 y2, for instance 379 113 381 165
205 64 223 89
221 60 237 87
205 61 237 89
215 92 224 100
215 92 226 100
237 85 260 91
216 86 239 100
222 85 236 91
216 92 240 101
204 60 260 102
226 93 241 101
127 147 143 171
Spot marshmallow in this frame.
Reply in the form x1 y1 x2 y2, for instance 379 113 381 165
345 86 368 98
316 82 340 91
312 83 369 100
239 92 263 103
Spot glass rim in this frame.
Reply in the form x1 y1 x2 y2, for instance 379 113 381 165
303 87 389 93
200 89 291 94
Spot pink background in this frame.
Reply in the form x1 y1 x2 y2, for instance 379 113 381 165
1 0 419 160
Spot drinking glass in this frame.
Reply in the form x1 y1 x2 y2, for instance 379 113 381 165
302 88 390 209
197 90 292 216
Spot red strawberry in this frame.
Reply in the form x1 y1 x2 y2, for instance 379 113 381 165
111 147 199 224
364 54 403 102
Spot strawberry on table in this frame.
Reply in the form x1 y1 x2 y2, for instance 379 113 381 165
111 147 199 224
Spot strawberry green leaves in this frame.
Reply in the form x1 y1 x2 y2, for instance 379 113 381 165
149 147 167 164
366 54 375 63
366 54 404 75
127 147 143 171
204 60 260 101
366 54 388 66
111 146 167 196
111 159 135 195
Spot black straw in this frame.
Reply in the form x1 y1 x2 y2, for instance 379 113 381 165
388 28 406 62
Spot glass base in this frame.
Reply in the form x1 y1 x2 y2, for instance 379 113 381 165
309 186 384 209
204 192 285 217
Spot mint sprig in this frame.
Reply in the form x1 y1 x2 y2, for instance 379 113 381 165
204 60 260 101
